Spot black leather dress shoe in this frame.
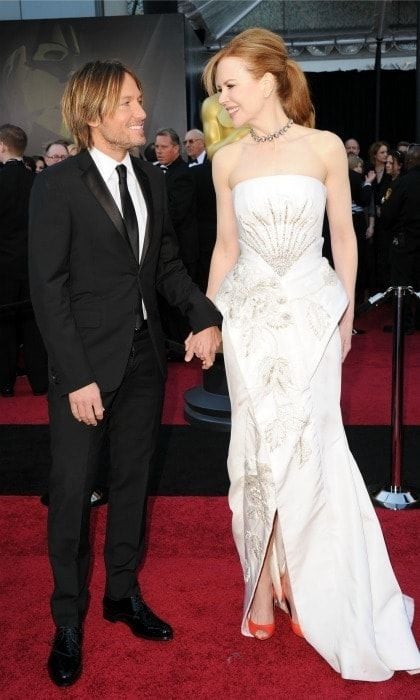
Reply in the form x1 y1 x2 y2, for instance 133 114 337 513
103 593 173 641
47 626 82 687
0 386 14 397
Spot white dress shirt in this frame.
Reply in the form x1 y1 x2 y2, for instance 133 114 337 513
188 150 206 167
89 147 148 261
89 147 148 318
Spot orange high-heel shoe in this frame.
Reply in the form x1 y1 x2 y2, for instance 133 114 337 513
281 596 304 638
248 593 275 640
290 618 304 638
248 617 275 640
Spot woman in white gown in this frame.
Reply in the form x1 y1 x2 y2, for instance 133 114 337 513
199 28 420 681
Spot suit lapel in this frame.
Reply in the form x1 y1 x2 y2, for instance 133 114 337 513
131 157 153 269
78 151 133 253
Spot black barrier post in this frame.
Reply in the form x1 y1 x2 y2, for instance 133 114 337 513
373 287 420 509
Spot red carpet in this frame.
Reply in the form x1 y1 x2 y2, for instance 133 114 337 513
0 360 202 427
1 305 420 427
0 496 418 698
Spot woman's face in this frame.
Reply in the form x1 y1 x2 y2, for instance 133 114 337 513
385 155 393 175
35 158 45 173
215 56 265 128
375 145 388 165
388 156 402 179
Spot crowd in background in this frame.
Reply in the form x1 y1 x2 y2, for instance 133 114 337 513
1 120 420 397
343 137 420 333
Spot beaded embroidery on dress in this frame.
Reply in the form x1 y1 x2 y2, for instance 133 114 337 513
215 174 420 681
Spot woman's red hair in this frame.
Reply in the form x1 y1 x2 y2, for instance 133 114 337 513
203 28 315 128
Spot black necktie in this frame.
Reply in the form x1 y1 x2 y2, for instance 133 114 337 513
116 164 139 262
116 164 143 329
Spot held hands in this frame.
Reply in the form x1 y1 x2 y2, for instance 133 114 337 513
184 326 222 369
68 382 104 426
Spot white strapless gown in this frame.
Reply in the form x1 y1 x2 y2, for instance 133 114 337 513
214 175 420 681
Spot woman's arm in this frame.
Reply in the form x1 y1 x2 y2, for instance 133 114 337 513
206 148 240 301
324 133 358 361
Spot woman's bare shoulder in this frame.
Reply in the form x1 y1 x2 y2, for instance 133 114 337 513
212 139 245 174
310 129 346 153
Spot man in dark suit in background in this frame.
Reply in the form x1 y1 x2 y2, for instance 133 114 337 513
154 128 199 345
154 128 198 280
29 61 221 688
184 128 207 167
381 144 420 332
0 124 47 396
190 159 217 291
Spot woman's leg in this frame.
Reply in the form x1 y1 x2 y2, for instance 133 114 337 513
248 528 276 639
248 514 299 638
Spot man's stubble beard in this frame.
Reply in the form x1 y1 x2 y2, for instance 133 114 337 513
102 128 145 154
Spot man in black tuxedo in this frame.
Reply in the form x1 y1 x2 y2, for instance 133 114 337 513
0 124 47 396
183 128 216 291
184 128 207 167
381 144 420 332
190 160 217 291
154 128 199 345
154 128 198 281
29 61 221 688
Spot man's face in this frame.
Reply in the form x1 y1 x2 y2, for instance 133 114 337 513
44 143 68 166
345 139 360 156
89 72 146 160
183 131 205 159
154 135 179 166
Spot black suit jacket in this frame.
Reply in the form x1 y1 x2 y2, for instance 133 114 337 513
190 161 216 253
0 159 34 277
164 156 198 265
28 150 221 395
381 167 420 249
348 170 372 209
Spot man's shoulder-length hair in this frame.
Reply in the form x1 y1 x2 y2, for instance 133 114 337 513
62 60 142 151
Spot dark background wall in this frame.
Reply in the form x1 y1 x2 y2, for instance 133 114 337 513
307 70 416 156
0 13 188 153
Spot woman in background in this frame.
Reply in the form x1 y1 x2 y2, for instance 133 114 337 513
385 149 405 182
368 141 391 290
32 155 46 173
348 154 375 304
200 27 420 681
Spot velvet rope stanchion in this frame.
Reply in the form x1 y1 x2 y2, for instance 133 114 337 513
372 286 420 510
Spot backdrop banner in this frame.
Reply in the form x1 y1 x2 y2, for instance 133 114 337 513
0 14 188 154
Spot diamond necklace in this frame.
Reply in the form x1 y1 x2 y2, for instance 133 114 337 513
249 118 294 143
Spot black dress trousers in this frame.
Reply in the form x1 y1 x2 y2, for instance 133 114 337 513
47 327 164 627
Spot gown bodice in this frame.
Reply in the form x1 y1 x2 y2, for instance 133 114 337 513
233 174 327 278
215 174 348 382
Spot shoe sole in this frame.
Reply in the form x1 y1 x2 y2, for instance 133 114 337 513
103 612 173 641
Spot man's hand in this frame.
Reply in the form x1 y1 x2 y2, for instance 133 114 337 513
68 382 104 426
184 326 222 369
